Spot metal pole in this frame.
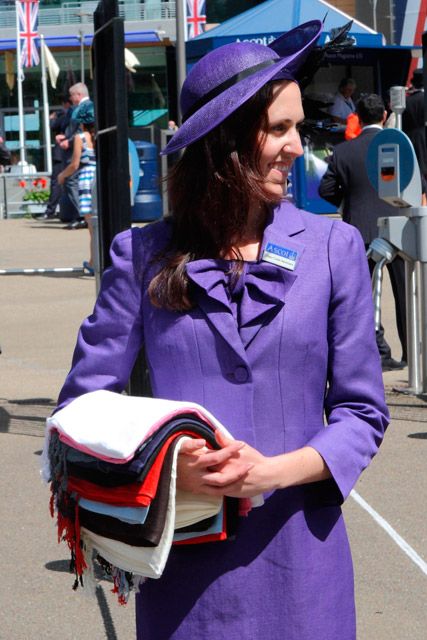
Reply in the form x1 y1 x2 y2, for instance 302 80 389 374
372 258 387 331
79 30 85 83
405 260 422 393
388 0 395 45
418 261 427 393
413 211 427 394
372 0 378 32
15 0 26 166
40 35 52 175
2 175 8 219
175 0 187 123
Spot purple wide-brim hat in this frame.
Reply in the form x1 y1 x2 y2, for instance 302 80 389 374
162 20 322 155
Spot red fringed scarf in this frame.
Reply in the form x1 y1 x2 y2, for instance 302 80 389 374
50 483 87 586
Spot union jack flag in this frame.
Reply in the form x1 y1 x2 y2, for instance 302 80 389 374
186 0 206 40
16 0 40 68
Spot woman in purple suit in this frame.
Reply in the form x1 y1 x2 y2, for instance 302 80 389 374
57 20 388 640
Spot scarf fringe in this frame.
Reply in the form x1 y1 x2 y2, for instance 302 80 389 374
47 431 151 605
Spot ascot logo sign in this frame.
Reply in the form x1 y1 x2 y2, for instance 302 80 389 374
235 35 276 45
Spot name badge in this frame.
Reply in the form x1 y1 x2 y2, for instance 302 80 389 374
262 242 298 271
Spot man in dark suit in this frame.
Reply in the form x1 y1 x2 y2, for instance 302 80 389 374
402 69 427 180
38 96 73 220
319 94 407 371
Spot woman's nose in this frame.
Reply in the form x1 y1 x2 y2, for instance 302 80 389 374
284 129 304 158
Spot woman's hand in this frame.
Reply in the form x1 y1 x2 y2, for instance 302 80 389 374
57 172 65 186
176 433 331 499
176 437 252 494
201 431 280 498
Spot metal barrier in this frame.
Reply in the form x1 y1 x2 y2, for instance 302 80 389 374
368 214 425 394
0 169 86 277
0 267 85 275
366 127 425 394
0 171 50 219
366 238 399 334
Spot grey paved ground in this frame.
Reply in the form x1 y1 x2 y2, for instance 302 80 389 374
1 218 426 639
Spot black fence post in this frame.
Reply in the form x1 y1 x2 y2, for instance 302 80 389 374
92 0 151 396
93 0 130 270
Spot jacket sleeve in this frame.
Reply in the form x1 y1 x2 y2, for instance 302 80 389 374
306 221 389 503
318 152 344 207
56 228 144 411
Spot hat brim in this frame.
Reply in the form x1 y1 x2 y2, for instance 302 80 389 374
162 20 322 155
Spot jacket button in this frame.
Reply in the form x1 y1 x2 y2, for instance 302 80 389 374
234 365 249 383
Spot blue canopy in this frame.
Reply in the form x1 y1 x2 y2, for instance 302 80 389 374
0 30 161 52
187 0 383 59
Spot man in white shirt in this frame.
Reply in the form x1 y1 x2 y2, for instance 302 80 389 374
329 78 356 124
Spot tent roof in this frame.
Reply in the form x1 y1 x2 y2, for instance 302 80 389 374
190 0 383 54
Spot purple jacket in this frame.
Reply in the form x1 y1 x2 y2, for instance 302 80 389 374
57 200 388 640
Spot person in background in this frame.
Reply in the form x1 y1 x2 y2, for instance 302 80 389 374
58 102 96 275
329 77 356 124
39 96 73 220
402 68 427 181
56 83 93 230
0 133 11 171
319 94 409 371
344 111 362 140
55 21 388 640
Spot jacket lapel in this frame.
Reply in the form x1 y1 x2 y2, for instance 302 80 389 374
186 201 307 356
186 259 249 363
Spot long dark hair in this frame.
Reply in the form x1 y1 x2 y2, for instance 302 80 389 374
149 81 282 311
82 122 96 147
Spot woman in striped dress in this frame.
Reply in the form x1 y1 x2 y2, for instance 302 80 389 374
58 104 96 274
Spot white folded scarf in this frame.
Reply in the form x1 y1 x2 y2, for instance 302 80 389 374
41 390 234 479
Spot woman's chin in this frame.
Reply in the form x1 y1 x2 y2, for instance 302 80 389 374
265 182 287 200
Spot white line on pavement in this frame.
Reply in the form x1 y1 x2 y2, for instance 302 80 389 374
350 489 427 576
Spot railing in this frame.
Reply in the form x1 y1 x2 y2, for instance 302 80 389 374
0 1 176 28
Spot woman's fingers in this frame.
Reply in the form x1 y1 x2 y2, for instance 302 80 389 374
179 438 206 455
202 463 254 487
215 430 234 448
189 441 244 469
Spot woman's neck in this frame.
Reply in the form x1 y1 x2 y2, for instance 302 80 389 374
224 201 268 261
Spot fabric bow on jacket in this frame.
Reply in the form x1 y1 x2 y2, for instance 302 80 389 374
186 259 297 349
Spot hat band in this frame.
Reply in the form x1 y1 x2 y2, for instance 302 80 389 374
182 58 277 122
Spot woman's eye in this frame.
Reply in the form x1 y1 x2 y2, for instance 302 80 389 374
271 124 287 133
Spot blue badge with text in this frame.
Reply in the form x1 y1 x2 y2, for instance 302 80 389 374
262 242 299 270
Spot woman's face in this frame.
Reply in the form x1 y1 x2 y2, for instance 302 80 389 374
258 80 304 199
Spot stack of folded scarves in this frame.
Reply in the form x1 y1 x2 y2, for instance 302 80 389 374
42 390 262 604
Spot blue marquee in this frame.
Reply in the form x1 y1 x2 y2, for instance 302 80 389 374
187 0 384 60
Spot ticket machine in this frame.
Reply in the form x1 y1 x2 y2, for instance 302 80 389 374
367 127 427 394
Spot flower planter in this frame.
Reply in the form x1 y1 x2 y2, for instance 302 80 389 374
22 203 46 217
